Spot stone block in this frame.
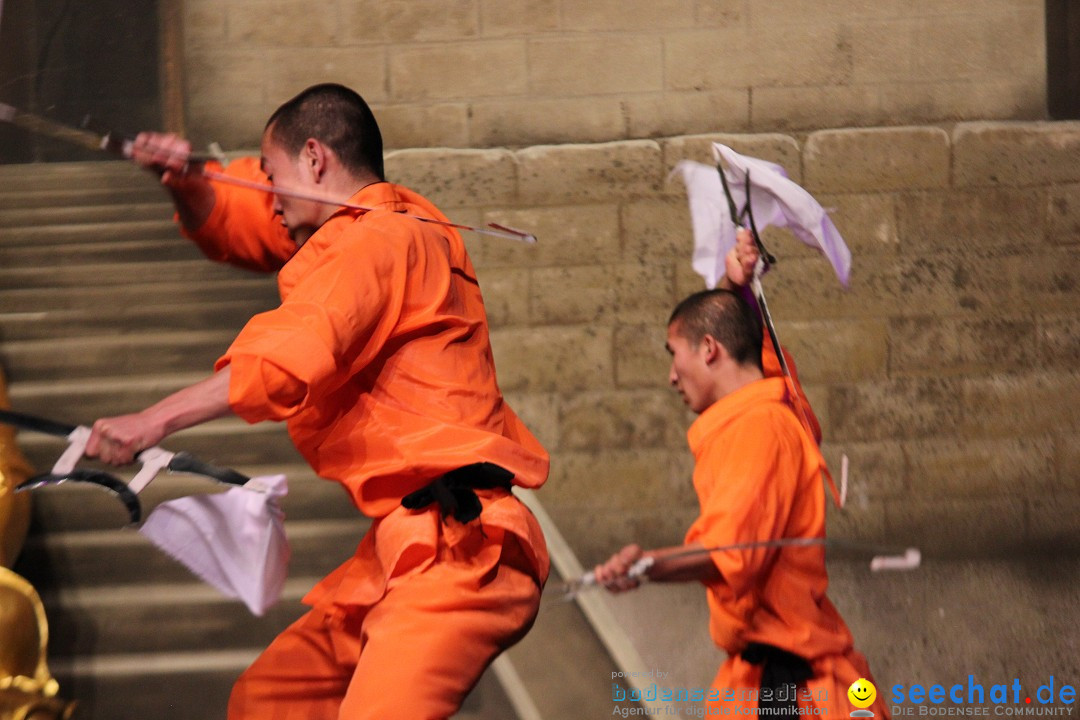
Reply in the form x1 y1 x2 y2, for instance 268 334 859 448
953 122 1080 188
546 447 697 510
183 1 227 47
749 0 908 26
913 10 1044 83
824 497 889 546
478 0 558 37
999 246 1080 315
529 266 611 325
265 47 388 104
543 504 699 568
878 79 1045 126
479 204 621 268
918 559 1056 678
530 264 674 326
674 263 709 300
340 0 479 43
515 140 664 205
625 91 751 141
227 1 341 46
660 133 801 183
662 29 754 91
752 85 888 134
374 103 469 149
621 197 695 265
666 25 854 90
804 127 950 193
613 324 675 389
773 318 888 384
896 187 1046 254
384 147 516 207
527 36 664 97
693 0 746 26
489 325 613 392
814 192 897 258
820 440 907 500
560 0 695 31
903 436 1055 497
885 496 1025 557
185 50 268 108
469 97 626 148
389 41 526 101
1038 314 1080 370
847 20 917 84
473 266 529 327
828 377 965 442
888 316 1038 377
959 371 1080 438
501 391 559 452
187 102 272 150
1046 183 1080 245
558 389 686 451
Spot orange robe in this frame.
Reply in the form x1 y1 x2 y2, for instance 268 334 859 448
684 376 886 718
183 161 549 719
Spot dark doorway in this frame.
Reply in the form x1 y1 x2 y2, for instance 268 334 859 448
1047 0 1080 120
0 0 163 162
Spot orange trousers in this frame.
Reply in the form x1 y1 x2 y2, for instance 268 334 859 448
227 528 540 720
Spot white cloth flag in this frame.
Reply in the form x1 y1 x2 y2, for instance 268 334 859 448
139 474 291 616
672 143 852 288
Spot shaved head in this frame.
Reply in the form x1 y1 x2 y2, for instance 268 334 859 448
265 83 384 180
668 289 763 371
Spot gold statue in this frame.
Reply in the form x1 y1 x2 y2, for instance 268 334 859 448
0 371 74 720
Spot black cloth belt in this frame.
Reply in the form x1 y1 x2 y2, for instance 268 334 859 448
741 642 813 716
400 462 513 524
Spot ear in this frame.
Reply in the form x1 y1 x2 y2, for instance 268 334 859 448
302 138 328 182
700 334 723 365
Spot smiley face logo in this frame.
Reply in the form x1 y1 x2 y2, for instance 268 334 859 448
848 678 877 709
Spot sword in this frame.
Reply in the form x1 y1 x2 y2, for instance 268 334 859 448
0 102 538 244
558 537 921 601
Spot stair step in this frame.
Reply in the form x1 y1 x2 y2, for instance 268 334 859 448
0 161 155 192
18 519 365 592
17 418 307 471
0 238 206 265
0 202 174 227
0 330 236 383
8 372 213 421
49 649 511 720
0 259 260 290
21 464 358 532
1 219 181 246
0 186 169 210
0 278 278 312
0 299 263 341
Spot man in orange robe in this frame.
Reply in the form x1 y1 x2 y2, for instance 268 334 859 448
595 253 885 718
85 84 548 719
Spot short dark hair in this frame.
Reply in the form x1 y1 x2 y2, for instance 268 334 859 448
265 83 384 180
668 289 763 370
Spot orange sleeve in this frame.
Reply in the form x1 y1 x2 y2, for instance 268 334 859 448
215 212 412 423
685 411 802 597
761 331 822 444
182 157 297 273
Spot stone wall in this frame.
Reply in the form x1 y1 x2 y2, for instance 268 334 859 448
383 121 1080 689
180 0 1048 150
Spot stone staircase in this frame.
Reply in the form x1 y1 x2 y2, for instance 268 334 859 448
0 161 623 720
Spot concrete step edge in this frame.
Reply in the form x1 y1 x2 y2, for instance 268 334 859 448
49 647 263 678
27 518 363 550
42 574 322 609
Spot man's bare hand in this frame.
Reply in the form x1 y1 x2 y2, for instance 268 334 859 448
593 543 647 593
722 228 761 289
86 412 166 466
131 132 197 184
